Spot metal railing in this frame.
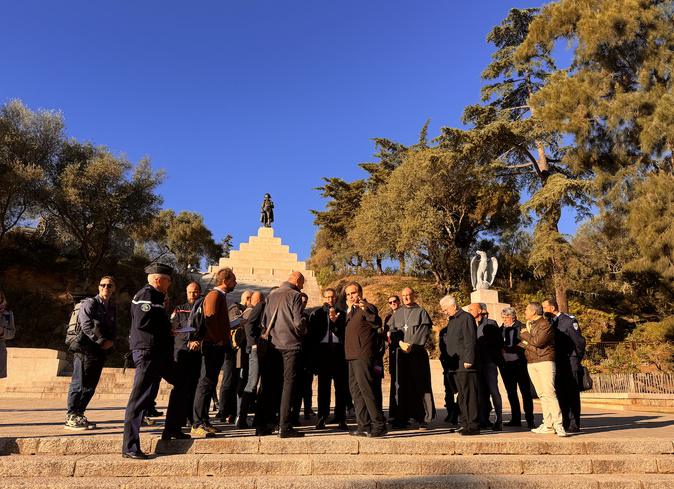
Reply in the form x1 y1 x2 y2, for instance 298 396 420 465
588 372 674 395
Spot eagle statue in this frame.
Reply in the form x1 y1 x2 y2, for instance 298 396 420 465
470 251 498 290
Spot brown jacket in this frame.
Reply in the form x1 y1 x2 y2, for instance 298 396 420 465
203 288 231 346
519 316 555 363
344 303 380 360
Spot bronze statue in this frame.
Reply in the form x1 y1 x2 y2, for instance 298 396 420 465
260 193 274 227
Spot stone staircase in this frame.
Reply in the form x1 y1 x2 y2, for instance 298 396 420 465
1 434 672 488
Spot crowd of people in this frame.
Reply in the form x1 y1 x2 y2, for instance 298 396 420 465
61 265 586 459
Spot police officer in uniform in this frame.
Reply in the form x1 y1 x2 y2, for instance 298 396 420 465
122 263 189 459
542 299 586 433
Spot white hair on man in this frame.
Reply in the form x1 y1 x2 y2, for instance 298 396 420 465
501 306 517 317
439 295 457 309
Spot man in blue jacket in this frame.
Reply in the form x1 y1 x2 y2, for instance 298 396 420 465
65 275 117 431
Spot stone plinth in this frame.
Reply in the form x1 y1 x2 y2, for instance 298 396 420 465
470 289 510 320
204 227 321 306
3 348 72 382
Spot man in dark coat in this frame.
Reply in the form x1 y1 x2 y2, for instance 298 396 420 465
543 299 586 432
388 287 435 429
169 281 203 428
440 295 480 435
310 288 348 430
500 307 534 428
260 271 308 438
475 303 504 431
122 263 190 459
344 282 387 437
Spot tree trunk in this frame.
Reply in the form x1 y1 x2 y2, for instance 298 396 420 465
554 276 569 313
398 253 405 274
376 256 383 275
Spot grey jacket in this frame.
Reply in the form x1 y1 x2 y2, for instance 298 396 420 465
263 282 308 350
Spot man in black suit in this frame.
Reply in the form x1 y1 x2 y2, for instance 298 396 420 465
344 282 387 437
310 288 348 430
440 295 480 435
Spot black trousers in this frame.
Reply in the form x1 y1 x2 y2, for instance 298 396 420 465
556 358 581 429
348 357 386 434
500 360 534 424
193 342 225 427
478 362 502 425
443 369 460 423
316 343 347 421
388 345 399 421
454 370 480 432
122 349 186 453
254 339 282 429
217 345 239 419
278 348 301 432
67 351 106 415
175 348 202 425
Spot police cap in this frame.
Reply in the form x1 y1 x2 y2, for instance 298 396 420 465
144 263 174 276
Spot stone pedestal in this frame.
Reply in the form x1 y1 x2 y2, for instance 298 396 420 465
203 227 321 306
470 289 510 321
4 348 72 382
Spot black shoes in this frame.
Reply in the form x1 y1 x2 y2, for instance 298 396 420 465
315 417 326 430
279 428 305 438
492 422 503 431
504 420 522 427
337 421 349 431
460 429 480 436
145 408 163 418
367 430 387 438
255 427 274 436
122 451 149 459
349 430 369 437
161 431 191 441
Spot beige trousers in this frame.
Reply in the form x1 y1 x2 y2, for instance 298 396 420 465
527 361 562 428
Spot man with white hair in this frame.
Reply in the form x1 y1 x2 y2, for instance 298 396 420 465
122 263 190 459
440 296 480 435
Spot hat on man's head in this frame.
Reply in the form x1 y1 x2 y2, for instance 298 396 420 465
144 263 174 276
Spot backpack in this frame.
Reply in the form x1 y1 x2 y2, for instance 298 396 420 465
187 295 207 340
65 300 85 350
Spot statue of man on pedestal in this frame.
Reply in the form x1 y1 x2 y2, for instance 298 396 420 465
260 193 274 228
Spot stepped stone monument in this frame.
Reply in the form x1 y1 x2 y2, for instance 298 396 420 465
203 226 322 306
469 251 510 318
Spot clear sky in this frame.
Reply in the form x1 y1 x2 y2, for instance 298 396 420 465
1 0 577 262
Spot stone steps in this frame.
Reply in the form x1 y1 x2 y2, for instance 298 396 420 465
2 475 674 489
3 435 672 456
1 453 673 476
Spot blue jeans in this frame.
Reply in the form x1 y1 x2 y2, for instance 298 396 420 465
67 352 105 415
244 348 260 393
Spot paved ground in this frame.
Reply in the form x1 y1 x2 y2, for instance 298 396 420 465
1 398 672 440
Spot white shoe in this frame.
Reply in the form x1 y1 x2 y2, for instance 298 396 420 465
554 425 568 437
531 424 555 434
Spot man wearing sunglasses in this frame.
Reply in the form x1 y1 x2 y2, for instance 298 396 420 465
65 276 117 431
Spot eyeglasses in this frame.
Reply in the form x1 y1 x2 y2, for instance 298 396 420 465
388 300 399 304
99 284 114 288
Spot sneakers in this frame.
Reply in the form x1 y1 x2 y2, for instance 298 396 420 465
190 425 215 438
202 424 221 434
64 414 88 431
79 415 96 430
554 425 568 437
531 424 556 434
141 416 155 426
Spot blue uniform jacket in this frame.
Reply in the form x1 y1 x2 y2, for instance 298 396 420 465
129 284 172 352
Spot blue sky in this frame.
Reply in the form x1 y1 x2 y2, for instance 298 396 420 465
1 0 579 262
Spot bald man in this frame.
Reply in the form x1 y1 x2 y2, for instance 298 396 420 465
258 272 308 438
388 287 435 429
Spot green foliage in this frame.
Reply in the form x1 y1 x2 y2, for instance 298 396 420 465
0 100 64 242
602 316 674 373
40 142 163 284
142 210 220 272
